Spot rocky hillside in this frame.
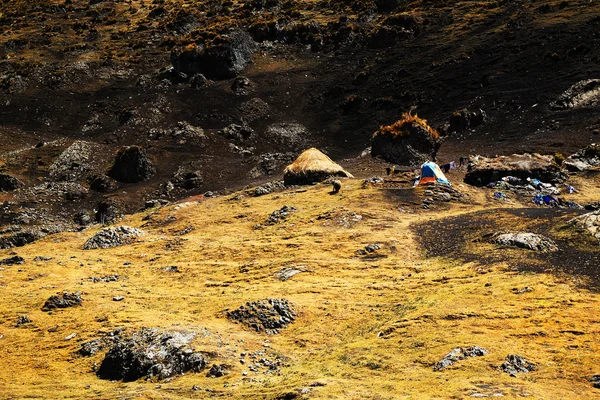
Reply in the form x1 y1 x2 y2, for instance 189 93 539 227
1 0 600 397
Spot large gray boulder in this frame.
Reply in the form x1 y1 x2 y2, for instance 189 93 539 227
568 210 600 242
492 232 558 252
171 31 257 80
108 146 155 183
49 140 101 182
550 79 600 110
226 298 296 335
98 328 207 381
464 153 567 187
564 144 600 172
83 226 144 250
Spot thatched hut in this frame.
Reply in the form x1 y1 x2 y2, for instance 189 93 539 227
283 148 353 185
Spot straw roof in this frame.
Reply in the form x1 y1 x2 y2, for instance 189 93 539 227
283 148 354 185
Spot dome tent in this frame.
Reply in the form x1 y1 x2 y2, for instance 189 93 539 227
415 161 450 186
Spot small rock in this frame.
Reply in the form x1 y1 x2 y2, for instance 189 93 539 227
253 181 285 197
33 256 53 262
0 173 24 191
206 364 228 378
42 292 83 311
74 211 93 226
171 30 257 80
48 141 99 182
448 108 487 133
232 76 252 94
356 244 381 255
0 255 24 265
218 123 254 141
143 199 170 210
171 162 204 190
189 73 207 88
15 315 32 327
79 339 105 357
65 333 77 341
275 267 304 282
498 354 536 377
512 287 533 294
433 346 488 371
89 274 120 283
266 206 296 225
113 296 125 302
568 210 600 242
89 175 118 193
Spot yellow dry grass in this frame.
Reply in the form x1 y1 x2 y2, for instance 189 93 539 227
1 180 600 399
374 112 440 141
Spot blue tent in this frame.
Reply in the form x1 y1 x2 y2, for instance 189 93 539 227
416 161 451 186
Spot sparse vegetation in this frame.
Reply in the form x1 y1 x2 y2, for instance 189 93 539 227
0 0 600 398
374 111 440 140
2 179 600 398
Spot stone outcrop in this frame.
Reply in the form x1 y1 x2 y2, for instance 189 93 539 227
371 113 442 166
464 153 567 187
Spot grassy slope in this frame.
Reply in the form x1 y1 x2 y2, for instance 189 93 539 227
1 179 600 399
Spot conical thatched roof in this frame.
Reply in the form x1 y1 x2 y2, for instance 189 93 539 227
283 148 354 185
